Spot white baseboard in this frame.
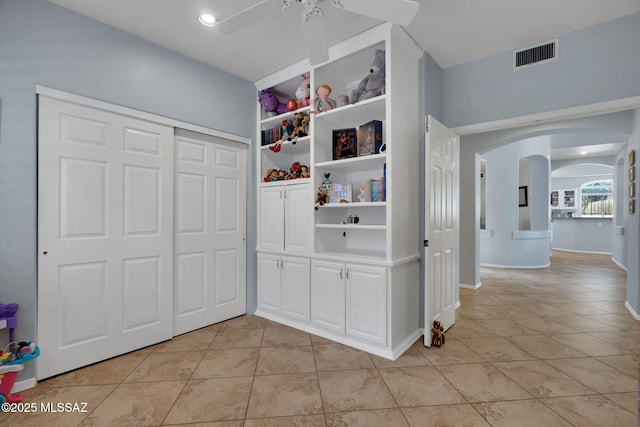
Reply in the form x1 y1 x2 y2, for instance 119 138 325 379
625 301 640 320
480 263 550 269
13 377 37 393
611 257 627 271
552 248 612 255
455 300 461 309
459 282 482 290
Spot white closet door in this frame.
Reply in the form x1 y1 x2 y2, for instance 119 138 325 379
37 96 174 379
174 135 246 335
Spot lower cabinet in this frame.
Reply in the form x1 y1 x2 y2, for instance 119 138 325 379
311 260 387 346
257 253 310 322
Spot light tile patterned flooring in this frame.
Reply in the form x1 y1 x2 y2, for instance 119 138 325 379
1 251 638 426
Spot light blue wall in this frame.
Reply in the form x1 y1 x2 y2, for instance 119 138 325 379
626 109 640 315
442 13 640 128
0 0 257 381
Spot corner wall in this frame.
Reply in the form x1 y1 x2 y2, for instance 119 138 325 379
626 109 640 317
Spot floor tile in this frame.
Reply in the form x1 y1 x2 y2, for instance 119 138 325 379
475 318 539 336
550 332 630 356
437 363 532 403
325 409 409 427
473 399 573 427
192 348 259 379
255 346 316 375
244 415 326 427
261 326 312 347
594 353 640 377
378 366 466 407
460 336 535 362
551 315 619 332
444 319 494 338
540 395 637 427
419 340 485 365
318 369 396 413
545 357 637 393
163 377 253 424
492 360 595 397
370 348 431 368
153 328 216 352
313 344 374 371
124 350 204 382
209 328 264 349
79 381 184 426
603 392 638 414
246 373 323 418
402 405 491 427
513 316 582 334
507 335 586 359
589 330 640 353
222 315 267 329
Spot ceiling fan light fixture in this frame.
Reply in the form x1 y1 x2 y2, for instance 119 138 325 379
198 14 218 27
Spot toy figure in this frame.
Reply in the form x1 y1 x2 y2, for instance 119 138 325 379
313 84 336 112
350 49 386 103
315 186 329 209
295 75 311 107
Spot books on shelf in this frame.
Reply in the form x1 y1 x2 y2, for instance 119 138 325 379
358 120 383 156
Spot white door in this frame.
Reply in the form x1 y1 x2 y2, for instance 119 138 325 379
258 186 285 250
424 115 458 346
38 96 174 379
174 135 246 335
284 183 312 253
311 260 345 334
257 253 281 313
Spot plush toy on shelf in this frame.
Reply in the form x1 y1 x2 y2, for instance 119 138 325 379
313 84 336 113
315 186 329 209
295 75 311 107
350 49 386 104
259 88 287 117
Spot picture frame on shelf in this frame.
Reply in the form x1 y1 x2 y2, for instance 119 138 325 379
518 186 528 207
332 128 357 160
328 183 352 204
358 120 383 156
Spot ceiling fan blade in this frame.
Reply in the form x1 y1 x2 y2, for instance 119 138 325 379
303 10 329 65
216 0 274 34
332 0 420 26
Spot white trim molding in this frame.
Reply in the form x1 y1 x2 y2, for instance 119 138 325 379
459 282 482 290
611 257 627 271
624 301 640 321
480 263 551 269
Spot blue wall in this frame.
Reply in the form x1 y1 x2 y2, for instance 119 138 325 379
442 13 640 128
0 0 256 382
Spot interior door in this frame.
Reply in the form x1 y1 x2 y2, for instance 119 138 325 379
174 135 247 335
38 96 174 379
424 115 458 346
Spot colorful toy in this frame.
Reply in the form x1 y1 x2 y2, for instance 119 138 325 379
430 321 446 347
286 99 298 112
295 75 311 107
259 88 287 117
0 341 40 404
323 172 332 186
299 165 310 179
313 84 336 112
350 49 386 103
315 186 329 209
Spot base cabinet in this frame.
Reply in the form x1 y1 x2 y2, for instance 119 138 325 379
311 260 387 346
257 253 310 322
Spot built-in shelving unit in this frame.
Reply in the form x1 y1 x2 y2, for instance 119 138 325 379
254 23 421 360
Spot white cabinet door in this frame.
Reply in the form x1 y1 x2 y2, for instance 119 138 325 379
284 183 312 253
311 260 345 334
259 186 285 250
281 256 310 322
257 253 282 313
346 265 387 346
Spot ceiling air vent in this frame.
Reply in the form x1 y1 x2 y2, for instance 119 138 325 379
514 40 557 70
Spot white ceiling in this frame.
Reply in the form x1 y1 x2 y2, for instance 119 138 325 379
47 0 640 82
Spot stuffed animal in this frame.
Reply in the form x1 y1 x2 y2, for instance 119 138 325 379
313 84 336 112
299 165 310 179
350 49 386 104
295 75 311 107
264 169 279 182
430 320 446 347
290 112 309 142
259 88 286 117
315 186 329 209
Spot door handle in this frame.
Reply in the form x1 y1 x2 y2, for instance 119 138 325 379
340 268 343 279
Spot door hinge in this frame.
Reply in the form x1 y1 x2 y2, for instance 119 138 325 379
424 239 429 247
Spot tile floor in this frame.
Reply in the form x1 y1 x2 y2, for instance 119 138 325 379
1 251 638 426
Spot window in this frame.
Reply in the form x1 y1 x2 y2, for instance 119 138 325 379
580 180 613 217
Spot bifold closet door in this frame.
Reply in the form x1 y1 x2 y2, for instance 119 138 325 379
174 135 247 335
38 95 174 379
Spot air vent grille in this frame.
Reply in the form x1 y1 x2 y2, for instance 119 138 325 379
514 41 557 69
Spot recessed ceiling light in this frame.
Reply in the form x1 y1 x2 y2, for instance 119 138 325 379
580 151 588 155
198 14 218 27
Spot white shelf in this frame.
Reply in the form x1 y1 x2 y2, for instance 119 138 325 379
261 136 310 156
316 153 386 173
315 95 385 128
314 249 387 264
261 106 311 127
259 178 311 188
316 224 386 230
319 202 387 208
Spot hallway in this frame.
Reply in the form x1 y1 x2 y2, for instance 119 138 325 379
1 251 638 426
